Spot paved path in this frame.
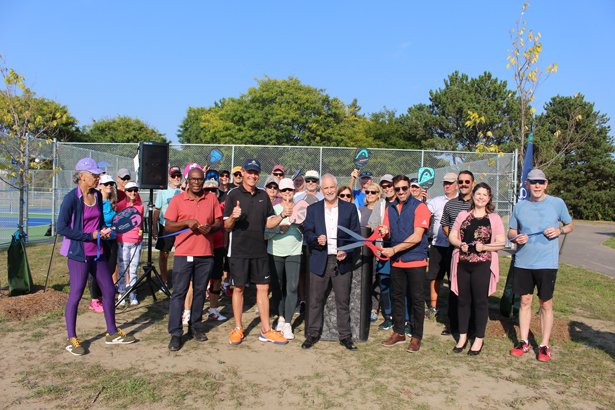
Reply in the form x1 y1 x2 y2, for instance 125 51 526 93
559 221 615 278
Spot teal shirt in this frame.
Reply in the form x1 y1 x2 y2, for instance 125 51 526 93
154 187 182 226
265 203 303 256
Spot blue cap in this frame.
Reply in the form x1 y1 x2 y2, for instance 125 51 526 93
243 158 261 172
359 170 373 179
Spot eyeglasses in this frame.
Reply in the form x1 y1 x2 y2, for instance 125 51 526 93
394 186 409 192
189 178 205 182
280 188 294 193
126 188 139 193
204 188 218 192
266 185 279 190
233 172 242 177
338 193 352 199
305 178 319 183
273 172 284 177
458 179 472 185
380 184 392 189
102 182 115 187
528 179 546 185
120 176 130 181
365 190 379 195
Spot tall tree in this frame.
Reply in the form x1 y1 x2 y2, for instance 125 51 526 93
535 94 615 220
82 116 166 143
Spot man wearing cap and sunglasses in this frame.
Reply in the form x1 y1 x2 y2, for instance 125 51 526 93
350 169 373 208
294 170 324 204
508 169 574 362
153 166 184 288
231 165 243 188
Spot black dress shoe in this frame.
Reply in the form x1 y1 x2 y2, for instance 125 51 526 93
340 338 357 351
302 336 319 349
168 335 182 351
468 342 484 356
452 340 468 353
192 330 208 342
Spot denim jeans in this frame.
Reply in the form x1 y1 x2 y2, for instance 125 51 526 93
117 242 142 302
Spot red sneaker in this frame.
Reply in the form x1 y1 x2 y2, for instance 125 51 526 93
510 341 530 357
537 345 551 362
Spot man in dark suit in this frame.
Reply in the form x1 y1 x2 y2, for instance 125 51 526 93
302 173 361 351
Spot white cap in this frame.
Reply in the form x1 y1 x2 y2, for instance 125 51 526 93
99 174 115 185
125 181 138 190
278 178 294 191
305 170 320 180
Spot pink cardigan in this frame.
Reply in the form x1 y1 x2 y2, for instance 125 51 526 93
450 211 504 296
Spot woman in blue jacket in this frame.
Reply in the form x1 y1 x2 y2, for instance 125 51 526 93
57 158 135 356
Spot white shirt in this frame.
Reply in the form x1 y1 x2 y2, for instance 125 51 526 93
324 201 339 255
427 194 455 247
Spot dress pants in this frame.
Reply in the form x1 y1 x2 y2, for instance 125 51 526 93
391 266 426 339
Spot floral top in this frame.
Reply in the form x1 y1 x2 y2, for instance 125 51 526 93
459 213 492 263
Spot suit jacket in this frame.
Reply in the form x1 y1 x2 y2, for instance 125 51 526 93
303 199 361 276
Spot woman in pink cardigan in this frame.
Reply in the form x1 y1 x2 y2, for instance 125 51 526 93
448 182 505 355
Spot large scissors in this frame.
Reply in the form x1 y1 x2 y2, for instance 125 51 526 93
336 225 389 260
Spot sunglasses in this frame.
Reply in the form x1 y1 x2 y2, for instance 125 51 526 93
280 188 294 193
204 188 218 192
220 173 230 178
273 172 284 177
120 176 131 181
338 193 352 199
266 185 279 190
528 179 546 185
458 179 472 185
305 178 319 183
380 184 392 189
102 182 115 187
170 174 182 179
233 172 242 177
394 186 409 192
365 190 379 195
126 188 138 193
443 181 455 186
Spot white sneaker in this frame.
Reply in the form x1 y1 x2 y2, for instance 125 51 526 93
282 322 294 340
117 295 126 307
130 299 139 306
182 310 191 326
208 307 227 321
275 316 286 332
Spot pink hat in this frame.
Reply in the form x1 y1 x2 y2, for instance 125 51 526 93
183 162 203 179
272 164 285 173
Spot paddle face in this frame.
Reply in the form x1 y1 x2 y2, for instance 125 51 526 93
207 148 223 166
112 207 142 233
418 167 435 189
353 148 370 169
291 167 302 181
290 200 308 224
303 194 319 205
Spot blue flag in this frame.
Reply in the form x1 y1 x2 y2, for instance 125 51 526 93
518 130 534 201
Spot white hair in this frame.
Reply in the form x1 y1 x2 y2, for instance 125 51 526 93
321 173 338 187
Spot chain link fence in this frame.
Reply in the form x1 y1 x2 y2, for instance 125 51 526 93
1 141 517 248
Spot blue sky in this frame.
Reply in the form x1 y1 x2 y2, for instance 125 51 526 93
2 1 614 144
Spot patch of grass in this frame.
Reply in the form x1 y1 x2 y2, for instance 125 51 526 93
604 236 615 249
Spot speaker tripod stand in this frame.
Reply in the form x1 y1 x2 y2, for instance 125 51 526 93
116 189 171 307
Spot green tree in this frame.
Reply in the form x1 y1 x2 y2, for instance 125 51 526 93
364 108 420 149
534 94 615 220
82 116 166 143
178 76 372 147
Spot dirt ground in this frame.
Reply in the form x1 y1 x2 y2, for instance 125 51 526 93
1 287 613 409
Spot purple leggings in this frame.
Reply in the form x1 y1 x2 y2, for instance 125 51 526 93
66 257 117 338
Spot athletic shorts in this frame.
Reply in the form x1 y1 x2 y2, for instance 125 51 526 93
427 245 453 281
210 247 225 281
155 224 176 252
229 257 269 286
513 267 558 300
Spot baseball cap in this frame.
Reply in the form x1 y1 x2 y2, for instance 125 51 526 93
76 157 104 174
232 165 243 175
379 174 394 184
305 170 320 180
264 176 279 188
272 164 285 173
183 162 203 179
443 172 457 183
206 169 219 183
169 166 182 176
99 174 115 185
279 178 294 191
243 159 261 172
219 169 230 176
359 170 373 179
409 177 421 188
116 168 130 178
203 178 219 189
125 181 138 190
527 168 547 180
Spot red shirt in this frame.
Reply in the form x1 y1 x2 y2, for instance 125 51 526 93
383 202 431 268
165 190 222 256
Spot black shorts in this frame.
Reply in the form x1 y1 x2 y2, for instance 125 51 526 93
427 245 452 281
155 224 176 252
513 267 558 300
210 247 225 281
229 257 269 286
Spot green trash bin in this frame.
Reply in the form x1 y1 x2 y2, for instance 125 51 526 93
8 230 33 296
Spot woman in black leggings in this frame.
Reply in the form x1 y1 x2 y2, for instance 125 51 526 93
448 183 505 355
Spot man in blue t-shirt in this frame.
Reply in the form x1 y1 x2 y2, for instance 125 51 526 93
153 166 183 286
508 169 574 362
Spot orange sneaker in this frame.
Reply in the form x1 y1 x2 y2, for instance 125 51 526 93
259 329 288 345
229 327 244 345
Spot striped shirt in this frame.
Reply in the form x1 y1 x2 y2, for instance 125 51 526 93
441 195 471 230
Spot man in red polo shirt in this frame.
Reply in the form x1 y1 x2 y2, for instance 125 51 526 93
164 167 222 352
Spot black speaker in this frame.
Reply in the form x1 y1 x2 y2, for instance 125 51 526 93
138 142 169 190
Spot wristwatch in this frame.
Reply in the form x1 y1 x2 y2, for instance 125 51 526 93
559 227 565 235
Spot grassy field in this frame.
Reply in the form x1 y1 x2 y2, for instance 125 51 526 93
1 242 614 409
604 237 615 250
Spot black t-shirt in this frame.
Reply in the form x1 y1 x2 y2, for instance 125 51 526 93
224 184 274 258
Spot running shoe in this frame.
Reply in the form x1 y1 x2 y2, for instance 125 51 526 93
65 337 86 356
88 299 104 313
370 310 378 322
426 307 438 320
510 341 530 357
182 310 191 326
130 299 139 306
537 345 551 362
282 323 295 340
105 329 136 344
378 319 393 331
229 327 244 345
275 316 286 332
208 307 227 321
259 329 289 345
404 324 412 338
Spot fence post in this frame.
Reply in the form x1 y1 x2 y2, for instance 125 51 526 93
319 147 323 177
231 145 235 168
420 149 424 167
51 138 57 235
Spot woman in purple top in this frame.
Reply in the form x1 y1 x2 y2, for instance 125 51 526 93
57 158 135 356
